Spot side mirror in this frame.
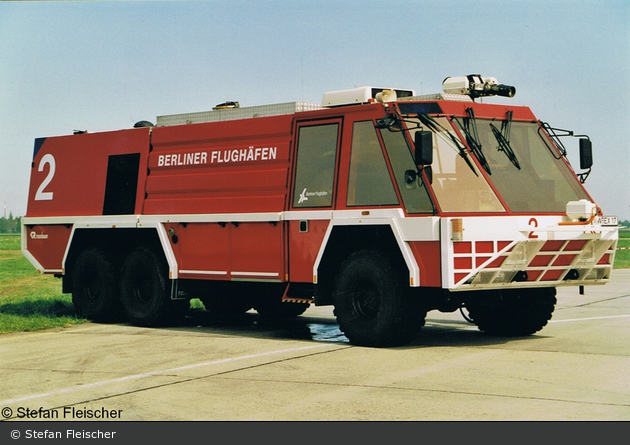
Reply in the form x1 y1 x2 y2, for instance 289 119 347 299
579 138 592 170
415 131 433 166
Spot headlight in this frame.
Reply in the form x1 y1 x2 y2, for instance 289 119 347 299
565 199 597 221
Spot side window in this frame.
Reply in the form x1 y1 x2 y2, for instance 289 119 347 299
347 121 398 206
380 128 435 213
292 122 339 208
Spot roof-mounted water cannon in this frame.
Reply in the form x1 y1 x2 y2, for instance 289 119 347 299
443 75 516 100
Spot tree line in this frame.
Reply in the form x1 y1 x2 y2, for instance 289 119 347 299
0 214 21 233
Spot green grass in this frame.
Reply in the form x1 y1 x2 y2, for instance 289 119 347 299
0 234 86 333
0 233 21 251
615 229 630 269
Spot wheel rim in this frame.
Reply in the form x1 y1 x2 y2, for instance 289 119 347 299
351 282 380 319
83 284 101 303
80 266 102 303
131 270 153 304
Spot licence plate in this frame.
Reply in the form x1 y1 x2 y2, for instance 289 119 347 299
597 215 618 226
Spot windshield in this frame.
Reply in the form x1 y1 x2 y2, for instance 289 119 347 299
391 114 589 214
452 117 590 212
404 116 506 213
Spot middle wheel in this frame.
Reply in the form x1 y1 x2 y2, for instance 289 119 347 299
120 247 187 326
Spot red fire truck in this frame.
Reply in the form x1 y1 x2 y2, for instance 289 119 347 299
22 75 619 346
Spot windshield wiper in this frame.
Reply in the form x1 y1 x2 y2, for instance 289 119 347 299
456 108 491 175
490 111 520 170
417 113 478 177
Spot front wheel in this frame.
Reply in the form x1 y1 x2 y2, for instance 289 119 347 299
464 288 557 336
332 250 424 347
120 248 187 326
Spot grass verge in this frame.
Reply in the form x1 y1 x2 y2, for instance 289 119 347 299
1 234 86 333
615 229 630 269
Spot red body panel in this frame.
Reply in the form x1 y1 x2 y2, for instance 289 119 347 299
146 116 294 215
409 241 441 287
230 222 285 280
26 129 151 217
168 221 285 281
288 220 330 283
167 223 229 279
24 224 72 272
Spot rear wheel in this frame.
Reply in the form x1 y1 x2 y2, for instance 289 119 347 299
332 250 424 347
72 248 121 322
120 248 187 326
465 288 557 336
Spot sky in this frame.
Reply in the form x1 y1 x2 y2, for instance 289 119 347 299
1 0 628 220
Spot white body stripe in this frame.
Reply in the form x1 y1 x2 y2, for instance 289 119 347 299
22 210 617 290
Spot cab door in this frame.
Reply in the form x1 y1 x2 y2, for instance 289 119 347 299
288 119 342 283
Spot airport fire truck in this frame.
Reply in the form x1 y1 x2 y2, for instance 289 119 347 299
22 75 619 346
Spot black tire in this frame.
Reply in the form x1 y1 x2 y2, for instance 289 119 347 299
120 248 186 326
71 248 121 322
332 250 424 347
465 287 557 336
